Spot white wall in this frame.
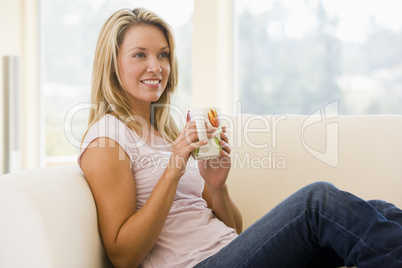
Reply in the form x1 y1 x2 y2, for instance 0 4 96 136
192 0 233 114
0 0 39 174
0 0 23 174
21 0 40 171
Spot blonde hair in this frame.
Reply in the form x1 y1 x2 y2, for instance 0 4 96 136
84 8 179 144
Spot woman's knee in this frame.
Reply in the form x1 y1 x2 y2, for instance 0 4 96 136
304 181 337 194
302 181 339 205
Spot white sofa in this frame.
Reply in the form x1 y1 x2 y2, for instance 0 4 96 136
1 114 401 268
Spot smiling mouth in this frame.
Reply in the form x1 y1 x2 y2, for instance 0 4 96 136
141 79 161 85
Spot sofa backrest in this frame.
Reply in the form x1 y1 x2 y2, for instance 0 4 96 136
224 114 402 228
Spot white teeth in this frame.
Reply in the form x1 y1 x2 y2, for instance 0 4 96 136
143 80 159 85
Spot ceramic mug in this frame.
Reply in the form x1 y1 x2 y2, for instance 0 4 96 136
187 107 222 160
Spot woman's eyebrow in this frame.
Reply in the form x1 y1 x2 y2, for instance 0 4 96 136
128 46 169 52
128 47 147 52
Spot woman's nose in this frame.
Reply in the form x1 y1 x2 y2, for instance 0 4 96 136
147 57 162 73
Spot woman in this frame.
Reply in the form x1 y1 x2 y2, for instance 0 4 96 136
79 8 402 268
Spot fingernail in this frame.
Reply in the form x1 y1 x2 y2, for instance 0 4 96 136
187 111 192 123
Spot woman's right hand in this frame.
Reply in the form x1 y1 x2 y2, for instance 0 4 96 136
168 121 208 177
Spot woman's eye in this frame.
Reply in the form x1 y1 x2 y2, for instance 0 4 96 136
159 52 169 58
133 53 145 58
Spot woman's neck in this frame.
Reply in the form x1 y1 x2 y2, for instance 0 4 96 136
129 101 153 129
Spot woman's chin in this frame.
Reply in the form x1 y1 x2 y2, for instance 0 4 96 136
149 94 164 103
127 90 166 106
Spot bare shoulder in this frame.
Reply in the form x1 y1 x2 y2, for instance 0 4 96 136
80 137 132 180
80 137 136 250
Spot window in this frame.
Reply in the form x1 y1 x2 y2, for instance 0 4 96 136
40 0 193 165
40 0 402 166
234 0 402 115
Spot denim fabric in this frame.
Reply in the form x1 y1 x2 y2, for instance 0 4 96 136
194 182 402 268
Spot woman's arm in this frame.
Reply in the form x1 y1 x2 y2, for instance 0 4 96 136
199 128 243 234
202 182 243 234
81 137 181 267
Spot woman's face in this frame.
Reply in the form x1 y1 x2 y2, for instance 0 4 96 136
117 24 170 107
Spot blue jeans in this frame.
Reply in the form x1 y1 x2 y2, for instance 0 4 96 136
194 182 402 268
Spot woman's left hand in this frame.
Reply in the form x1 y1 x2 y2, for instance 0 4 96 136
198 126 231 190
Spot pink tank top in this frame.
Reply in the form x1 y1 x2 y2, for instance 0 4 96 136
78 114 237 267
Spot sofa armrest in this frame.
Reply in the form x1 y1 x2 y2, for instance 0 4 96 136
0 165 112 268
